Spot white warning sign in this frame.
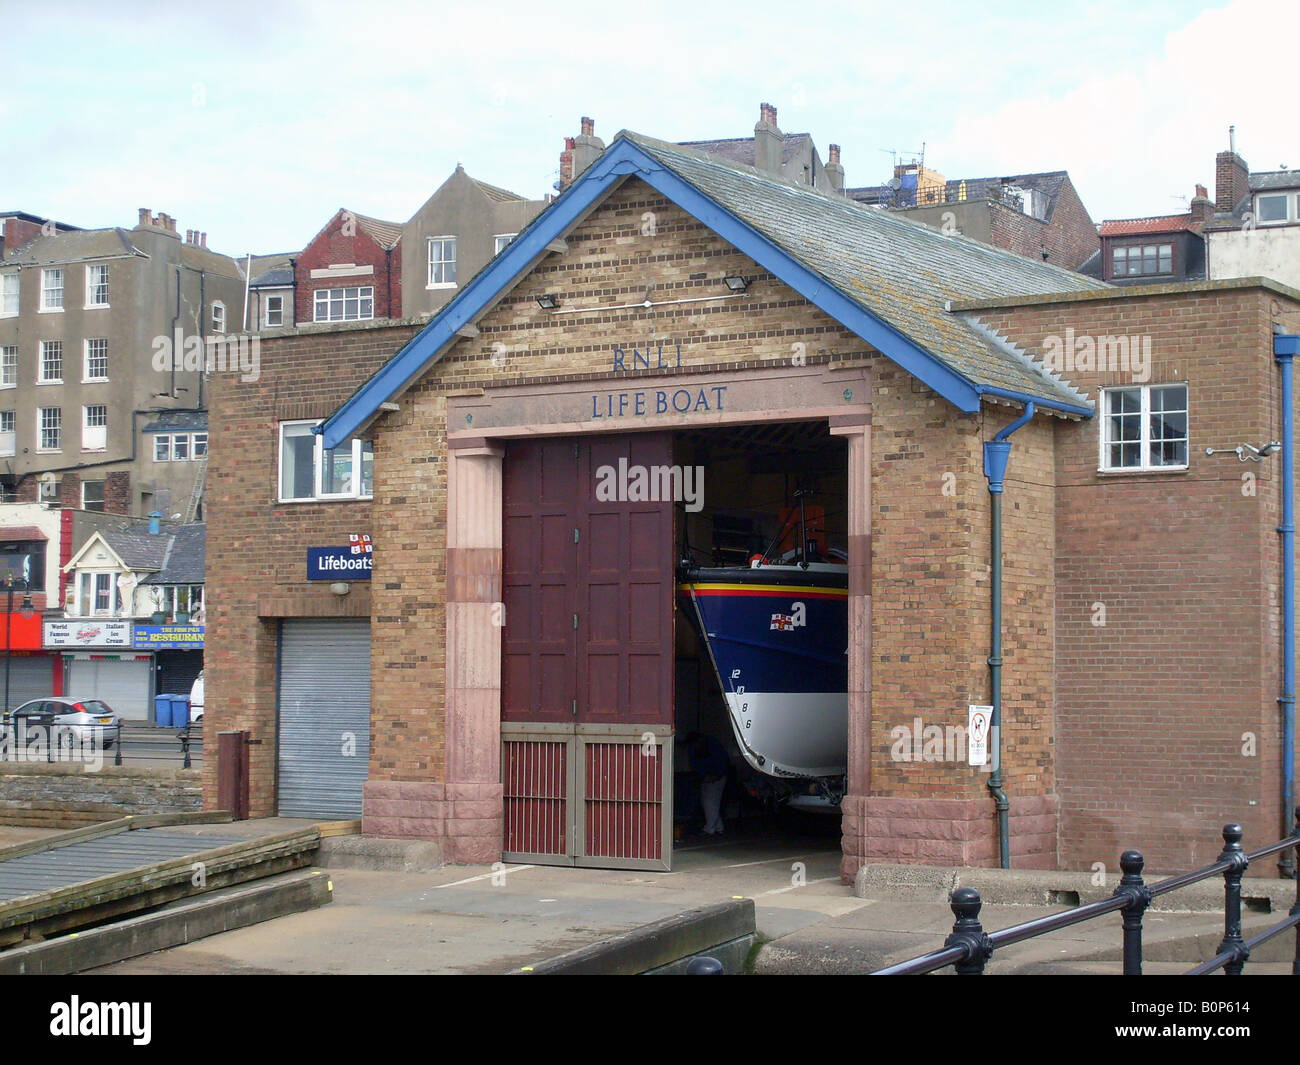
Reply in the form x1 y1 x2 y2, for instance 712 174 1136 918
968 705 992 766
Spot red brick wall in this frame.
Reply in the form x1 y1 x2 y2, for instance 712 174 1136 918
974 283 1300 871
988 177 1098 272
294 212 401 325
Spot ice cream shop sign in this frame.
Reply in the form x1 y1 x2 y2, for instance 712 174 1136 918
44 620 132 648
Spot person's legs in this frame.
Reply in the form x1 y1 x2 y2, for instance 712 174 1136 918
700 777 726 834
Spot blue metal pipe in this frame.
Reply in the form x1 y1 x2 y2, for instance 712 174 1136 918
983 401 1034 869
1275 335 1299 875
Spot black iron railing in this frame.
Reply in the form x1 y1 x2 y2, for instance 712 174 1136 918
873 813 1300 975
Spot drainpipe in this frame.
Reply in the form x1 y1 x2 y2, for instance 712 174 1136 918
1276 334 1298 876
982 401 1034 870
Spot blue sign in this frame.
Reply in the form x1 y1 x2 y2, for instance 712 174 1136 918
308 547 373 581
134 625 205 650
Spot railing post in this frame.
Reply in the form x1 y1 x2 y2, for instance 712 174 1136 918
114 721 122 767
1291 807 1300 976
1216 823 1250 975
944 886 994 974
1113 849 1150 976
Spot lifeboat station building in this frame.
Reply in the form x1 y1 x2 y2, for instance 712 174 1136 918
206 132 1300 878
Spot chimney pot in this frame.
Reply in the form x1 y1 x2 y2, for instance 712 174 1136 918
139 208 153 227
759 102 778 128
200 232 207 248
581 116 594 136
829 144 841 165
1194 184 1208 200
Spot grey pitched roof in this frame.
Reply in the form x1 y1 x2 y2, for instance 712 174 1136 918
250 266 294 288
628 134 1104 407
353 212 403 250
3 227 142 266
142 409 208 433
1250 170 1300 192
100 531 171 571
140 524 206 586
471 176 527 203
678 132 815 169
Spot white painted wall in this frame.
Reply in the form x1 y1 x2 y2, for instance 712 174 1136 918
1209 227 1300 290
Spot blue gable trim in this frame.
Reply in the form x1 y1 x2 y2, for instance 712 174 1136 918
320 137 1077 449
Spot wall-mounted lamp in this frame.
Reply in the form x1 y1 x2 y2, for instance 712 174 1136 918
1205 441 1284 462
330 582 351 596
536 294 560 310
722 275 749 293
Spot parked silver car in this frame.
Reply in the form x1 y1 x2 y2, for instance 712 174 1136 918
4 697 121 748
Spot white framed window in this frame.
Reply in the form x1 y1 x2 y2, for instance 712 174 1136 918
172 433 190 461
39 340 62 382
427 237 457 287
313 286 373 322
152 432 204 461
193 432 208 458
1100 384 1188 472
0 273 18 317
154 435 170 462
0 410 14 458
1256 193 1291 225
83 405 107 451
278 420 373 501
494 233 516 255
76 570 118 616
0 346 15 387
84 338 108 381
38 406 61 451
211 301 226 333
40 268 63 311
264 294 283 328
85 264 109 307
81 480 105 512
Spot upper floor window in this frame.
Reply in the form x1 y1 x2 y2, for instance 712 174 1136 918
314 286 373 322
83 405 107 451
85 264 109 307
40 268 63 310
1100 384 1188 472
1111 243 1172 278
84 338 108 381
39 340 62 382
0 273 17 316
264 294 284 328
81 480 105 512
0 346 15 387
76 570 119 617
0 410 13 458
427 237 457 287
278 421 373 501
38 406 61 452
494 233 516 255
211 301 226 333
1255 192 1297 225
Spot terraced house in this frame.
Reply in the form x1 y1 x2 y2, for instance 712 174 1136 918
205 131 1300 877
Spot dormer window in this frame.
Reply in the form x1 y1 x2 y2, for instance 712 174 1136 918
1111 243 1172 278
1256 192 1294 225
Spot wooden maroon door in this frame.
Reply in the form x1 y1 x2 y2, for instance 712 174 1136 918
501 433 674 869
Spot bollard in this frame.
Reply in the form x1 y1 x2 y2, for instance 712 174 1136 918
686 956 724 975
1216 823 1249 975
1292 808 1300 977
1113 849 1150 976
114 721 122 766
944 887 994 975
180 728 192 770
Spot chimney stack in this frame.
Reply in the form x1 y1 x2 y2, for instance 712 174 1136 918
186 229 194 244
200 232 207 248
138 208 154 228
1215 127 1250 213
559 137 576 188
1190 183 1214 226
825 143 845 193
753 101 783 176
571 116 606 182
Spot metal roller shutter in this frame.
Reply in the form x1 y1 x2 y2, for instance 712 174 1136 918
2 656 59 713
66 656 154 720
277 619 370 818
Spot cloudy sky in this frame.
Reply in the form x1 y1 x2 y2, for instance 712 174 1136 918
5 0 1294 256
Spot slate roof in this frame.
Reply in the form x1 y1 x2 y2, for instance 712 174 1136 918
1251 171 1300 192
140 524 206 586
627 134 1101 406
471 177 528 203
2 227 142 266
141 410 208 434
100 532 171 571
250 266 294 288
677 132 817 170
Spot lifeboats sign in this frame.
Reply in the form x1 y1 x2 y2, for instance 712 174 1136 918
307 545 373 580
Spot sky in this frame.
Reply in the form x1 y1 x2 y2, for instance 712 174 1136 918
3 0 1296 257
